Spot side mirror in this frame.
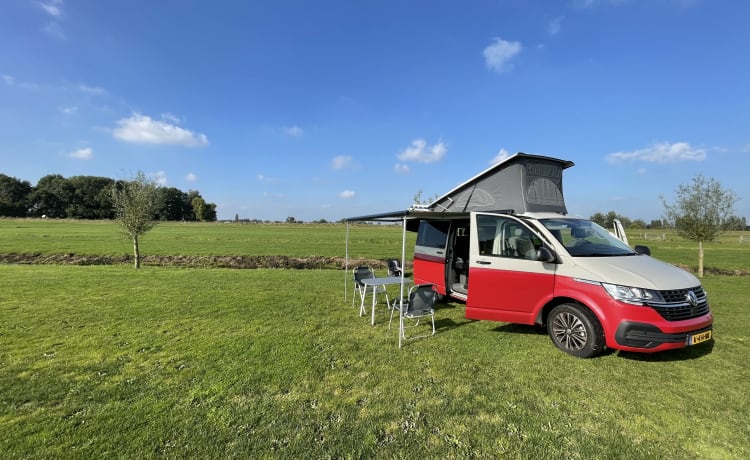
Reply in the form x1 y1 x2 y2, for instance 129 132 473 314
634 245 651 256
536 246 558 263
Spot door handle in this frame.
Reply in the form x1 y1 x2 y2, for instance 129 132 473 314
477 260 491 265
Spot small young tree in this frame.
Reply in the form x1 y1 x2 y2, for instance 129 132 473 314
110 172 162 269
661 174 738 277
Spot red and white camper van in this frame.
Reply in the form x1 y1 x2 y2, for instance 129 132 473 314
349 153 713 358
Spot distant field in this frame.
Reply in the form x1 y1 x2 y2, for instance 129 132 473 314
0 219 412 261
1 218 748 274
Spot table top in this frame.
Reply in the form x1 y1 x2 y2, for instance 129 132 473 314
361 276 410 286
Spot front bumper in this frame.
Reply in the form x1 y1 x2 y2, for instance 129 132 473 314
615 322 713 349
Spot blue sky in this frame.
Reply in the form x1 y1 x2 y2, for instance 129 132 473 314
1 0 748 222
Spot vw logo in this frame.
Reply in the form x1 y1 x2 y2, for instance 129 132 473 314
686 291 699 307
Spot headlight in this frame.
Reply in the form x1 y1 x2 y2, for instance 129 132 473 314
601 283 664 305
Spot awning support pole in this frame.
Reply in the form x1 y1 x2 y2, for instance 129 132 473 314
344 221 350 303
399 216 407 349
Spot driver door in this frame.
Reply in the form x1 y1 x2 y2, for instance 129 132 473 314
466 212 556 324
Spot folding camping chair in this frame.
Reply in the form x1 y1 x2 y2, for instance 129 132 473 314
386 258 403 277
389 284 436 348
352 266 390 314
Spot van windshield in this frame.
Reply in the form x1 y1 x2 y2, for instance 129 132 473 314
540 218 637 257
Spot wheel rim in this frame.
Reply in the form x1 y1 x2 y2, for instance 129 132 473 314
551 311 588 351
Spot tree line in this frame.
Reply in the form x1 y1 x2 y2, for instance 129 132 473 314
0 173 217 222
590 210 747 232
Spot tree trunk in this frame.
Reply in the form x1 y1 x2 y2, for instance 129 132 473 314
698 240 704 278
133 234 140 269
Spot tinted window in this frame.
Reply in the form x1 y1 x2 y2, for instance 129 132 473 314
416 220 450 249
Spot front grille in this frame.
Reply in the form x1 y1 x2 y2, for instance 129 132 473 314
648 286 710 321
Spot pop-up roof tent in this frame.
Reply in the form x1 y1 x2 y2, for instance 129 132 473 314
343 153 575 311
426 153 574 214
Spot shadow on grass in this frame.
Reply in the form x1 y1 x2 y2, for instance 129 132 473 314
489 323 547 336
434 318 475 332
616 340 715 361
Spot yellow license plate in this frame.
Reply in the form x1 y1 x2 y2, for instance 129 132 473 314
689 330 712 345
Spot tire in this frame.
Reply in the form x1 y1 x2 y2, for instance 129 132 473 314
547 303 605 358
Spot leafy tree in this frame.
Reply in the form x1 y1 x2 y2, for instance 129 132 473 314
413 190 439 205
722 215 747 231
191 195 207 221
66 176 115 219
110 172 162 269
590 211 630 229
29 174 72 218
590 212 606 227
158 187 193 221
630 219 647 230
202 202 217 222
0 174 32 217
648 219 665 229
661 174 738 277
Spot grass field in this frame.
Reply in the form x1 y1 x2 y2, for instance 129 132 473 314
1 219 749 458
0 219 411 260
1 219 748 273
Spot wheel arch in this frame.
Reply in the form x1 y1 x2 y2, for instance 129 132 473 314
536 296 604 329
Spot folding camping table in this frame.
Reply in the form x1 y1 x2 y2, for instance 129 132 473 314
360 276 411 325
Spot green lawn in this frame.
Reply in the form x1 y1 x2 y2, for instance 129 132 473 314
1 265 748 458
1 219 749 458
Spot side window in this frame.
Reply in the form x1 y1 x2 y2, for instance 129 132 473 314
416 220 450 249
476 215 540 260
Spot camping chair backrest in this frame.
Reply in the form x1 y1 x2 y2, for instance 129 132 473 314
353 266 375 288
386 259 402 277
407 284 436 314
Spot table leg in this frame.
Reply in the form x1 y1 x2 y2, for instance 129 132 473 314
371 286 377 325
359 287 366 317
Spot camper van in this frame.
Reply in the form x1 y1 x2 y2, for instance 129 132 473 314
348 153 713 358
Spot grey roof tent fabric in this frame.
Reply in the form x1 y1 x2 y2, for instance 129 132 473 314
427 153 575 215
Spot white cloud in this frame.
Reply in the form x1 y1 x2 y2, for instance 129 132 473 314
606 142 706 164
548 16 564 36
59 106 78 115
331 155 353 170
161 112 182 124
257 174 277 183
339 190 356 199
79 84 107 96
483 37 522 73
43 21 66 40
284 125 304 137
1 74 46 91
490 148 511 165
397 139 447 164
150 171 168 186
37 0 64 17
394 163 410 174
185 173 198 182
113 113 209 147
573 0 628 7
66 147 93 160
37 1 66 40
